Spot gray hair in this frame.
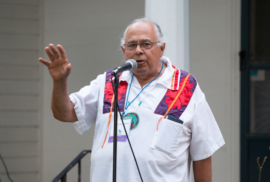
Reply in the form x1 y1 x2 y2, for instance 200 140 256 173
120 18 166 47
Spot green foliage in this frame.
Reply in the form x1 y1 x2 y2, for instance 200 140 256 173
257 156 267 182
257 147 270 182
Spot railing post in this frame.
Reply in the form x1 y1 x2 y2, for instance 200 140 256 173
52 150 91 182
61 174 67 182
78 160 81 182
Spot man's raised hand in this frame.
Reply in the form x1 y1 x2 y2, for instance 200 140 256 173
39 44 77 122
39 44 71 81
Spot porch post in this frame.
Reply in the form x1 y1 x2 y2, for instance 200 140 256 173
145 0 190 71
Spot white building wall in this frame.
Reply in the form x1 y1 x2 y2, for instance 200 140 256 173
190 0 240 181
41 0 144 181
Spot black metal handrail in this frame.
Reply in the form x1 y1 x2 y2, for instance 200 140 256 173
52 150 91 182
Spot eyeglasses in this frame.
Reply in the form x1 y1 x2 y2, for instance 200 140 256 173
124 40 159 51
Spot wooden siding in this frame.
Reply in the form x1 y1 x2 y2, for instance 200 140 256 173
0 0 41 181
0 173 38 182
0 50 39 65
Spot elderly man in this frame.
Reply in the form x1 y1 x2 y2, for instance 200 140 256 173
39 18 224 182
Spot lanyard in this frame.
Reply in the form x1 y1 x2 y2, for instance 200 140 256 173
134 83 157 112
123 61 164 115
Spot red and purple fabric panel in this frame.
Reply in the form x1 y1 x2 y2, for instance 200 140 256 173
103 70 128 113
155 70 197 118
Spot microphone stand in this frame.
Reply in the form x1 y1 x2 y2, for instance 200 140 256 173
112 72 119 182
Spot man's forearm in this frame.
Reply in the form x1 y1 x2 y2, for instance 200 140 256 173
51 79 77 122
193 156 212 182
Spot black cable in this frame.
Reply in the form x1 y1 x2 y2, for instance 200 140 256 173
116 102 144 182
110 74 144 182
0 152 14 182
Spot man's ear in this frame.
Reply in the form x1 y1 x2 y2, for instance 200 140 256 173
121 46 125 54
160 43 166 56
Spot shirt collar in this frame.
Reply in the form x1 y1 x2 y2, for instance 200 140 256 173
119 56 180 91
157 56 180 90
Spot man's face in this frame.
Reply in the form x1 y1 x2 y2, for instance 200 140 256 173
121 22 165 78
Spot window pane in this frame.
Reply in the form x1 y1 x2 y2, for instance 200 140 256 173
250 0 270 62
250 70 270 133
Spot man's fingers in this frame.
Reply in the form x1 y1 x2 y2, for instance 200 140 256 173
45 47 55 61
39 58 51 67
49 44 60 59
62 63 72 77
67 63 72 71
66 63 72 72
57 44 67 59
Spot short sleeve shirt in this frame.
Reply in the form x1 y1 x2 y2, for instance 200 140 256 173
69 56 225 182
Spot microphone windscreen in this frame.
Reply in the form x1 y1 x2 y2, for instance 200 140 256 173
127 59 137 71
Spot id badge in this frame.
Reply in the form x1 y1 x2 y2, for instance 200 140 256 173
108 117 132 143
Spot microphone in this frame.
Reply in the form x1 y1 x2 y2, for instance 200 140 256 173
112 59 137 76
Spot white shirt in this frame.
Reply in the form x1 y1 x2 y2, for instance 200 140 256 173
69 56 225 182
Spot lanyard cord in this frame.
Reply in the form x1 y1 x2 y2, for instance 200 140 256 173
123 61 164 114
134 82 157 112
